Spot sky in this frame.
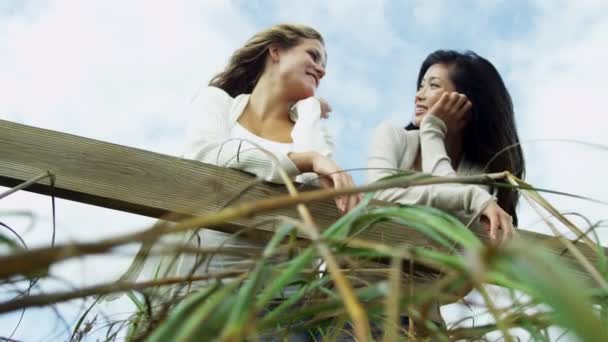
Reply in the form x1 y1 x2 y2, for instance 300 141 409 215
1 0 607 340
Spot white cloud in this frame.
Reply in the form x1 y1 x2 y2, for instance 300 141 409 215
412 0 445 28
495 0 608 233
0 0 257 247
0 0 252 154
270 0 404 57
0 1 253 338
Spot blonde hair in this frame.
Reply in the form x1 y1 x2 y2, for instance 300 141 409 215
209 24 325 97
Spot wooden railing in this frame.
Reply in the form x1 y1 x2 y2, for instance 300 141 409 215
0 118 606 288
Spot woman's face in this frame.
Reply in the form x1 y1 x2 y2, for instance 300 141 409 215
413 63 457 126
274 38 326 100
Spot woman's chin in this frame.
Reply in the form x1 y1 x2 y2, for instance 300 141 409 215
303 86 316 98
290 86 315 101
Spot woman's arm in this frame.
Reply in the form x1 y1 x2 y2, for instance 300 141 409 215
420 91 473 176
367 121 493 217
419 114 458 176
368 121 514 243
183 86 300 183
290 97 334 158
289 98 359 213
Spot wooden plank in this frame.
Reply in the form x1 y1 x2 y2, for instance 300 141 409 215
0 118 606 288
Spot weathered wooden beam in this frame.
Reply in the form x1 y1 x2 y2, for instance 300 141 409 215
0 118 606 288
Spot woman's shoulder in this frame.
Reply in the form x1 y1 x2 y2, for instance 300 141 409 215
197 86 233 105
374 120 402 134
372 120 418 150
190 86 242 122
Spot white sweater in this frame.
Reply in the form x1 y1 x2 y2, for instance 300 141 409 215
367 114 494 222
175 86 335 276
183 86 333 184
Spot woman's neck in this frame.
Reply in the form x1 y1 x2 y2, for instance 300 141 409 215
248 75 290 122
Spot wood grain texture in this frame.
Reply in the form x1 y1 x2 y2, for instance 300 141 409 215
0 119 605 288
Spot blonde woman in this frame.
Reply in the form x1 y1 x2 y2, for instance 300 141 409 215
174 24 359 277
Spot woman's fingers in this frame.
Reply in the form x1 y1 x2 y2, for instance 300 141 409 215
461 100 472 117
329 172 360 213
430 92 449 113
344 175 360 211
488 213 498 242
499 213 514 245
448 92 461 107
309 154 359 214
429 92 471 133
334 195 344 213
438 92 451 108
319 176 342 212
337 173 357 212
330 173 346 213
455 94 468 112
482 203 499 243
483 204 515 245
317 97 332 118
482 203 516 245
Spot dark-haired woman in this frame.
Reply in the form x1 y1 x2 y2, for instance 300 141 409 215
367 50 525 244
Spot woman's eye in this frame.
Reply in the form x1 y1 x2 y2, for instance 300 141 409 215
308 51 318 62
430 83 440 89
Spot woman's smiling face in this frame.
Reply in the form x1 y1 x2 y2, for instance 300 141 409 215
413 63 456 126
274 38 327 100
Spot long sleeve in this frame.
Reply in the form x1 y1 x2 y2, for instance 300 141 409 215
366 121 494 218
419 114 457 176
182 86 300 183
290 97 334 158
289 97 335 185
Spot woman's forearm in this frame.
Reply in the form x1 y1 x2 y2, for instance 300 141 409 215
287 151 320 173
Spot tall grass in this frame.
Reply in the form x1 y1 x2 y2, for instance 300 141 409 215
1 171 607 341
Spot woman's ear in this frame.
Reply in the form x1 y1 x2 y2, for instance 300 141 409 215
268 44 281 64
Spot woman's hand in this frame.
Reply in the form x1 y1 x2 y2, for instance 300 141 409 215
310 153 360 214
293 97 332 120
479 201 515 245
317 97 332 119
287 152 361 213
428 92 472 133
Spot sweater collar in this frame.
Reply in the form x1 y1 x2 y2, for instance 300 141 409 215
230 93 298 124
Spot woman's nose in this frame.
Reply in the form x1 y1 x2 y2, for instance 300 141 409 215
415 87 425 100
316 64 326 80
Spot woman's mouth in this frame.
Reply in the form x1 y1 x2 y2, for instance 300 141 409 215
415 105 427 116
306 73 318 87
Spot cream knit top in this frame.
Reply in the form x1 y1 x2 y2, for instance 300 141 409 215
367 114 494 222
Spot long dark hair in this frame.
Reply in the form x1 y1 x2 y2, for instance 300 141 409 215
416 50 525 225
209 24 324 98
